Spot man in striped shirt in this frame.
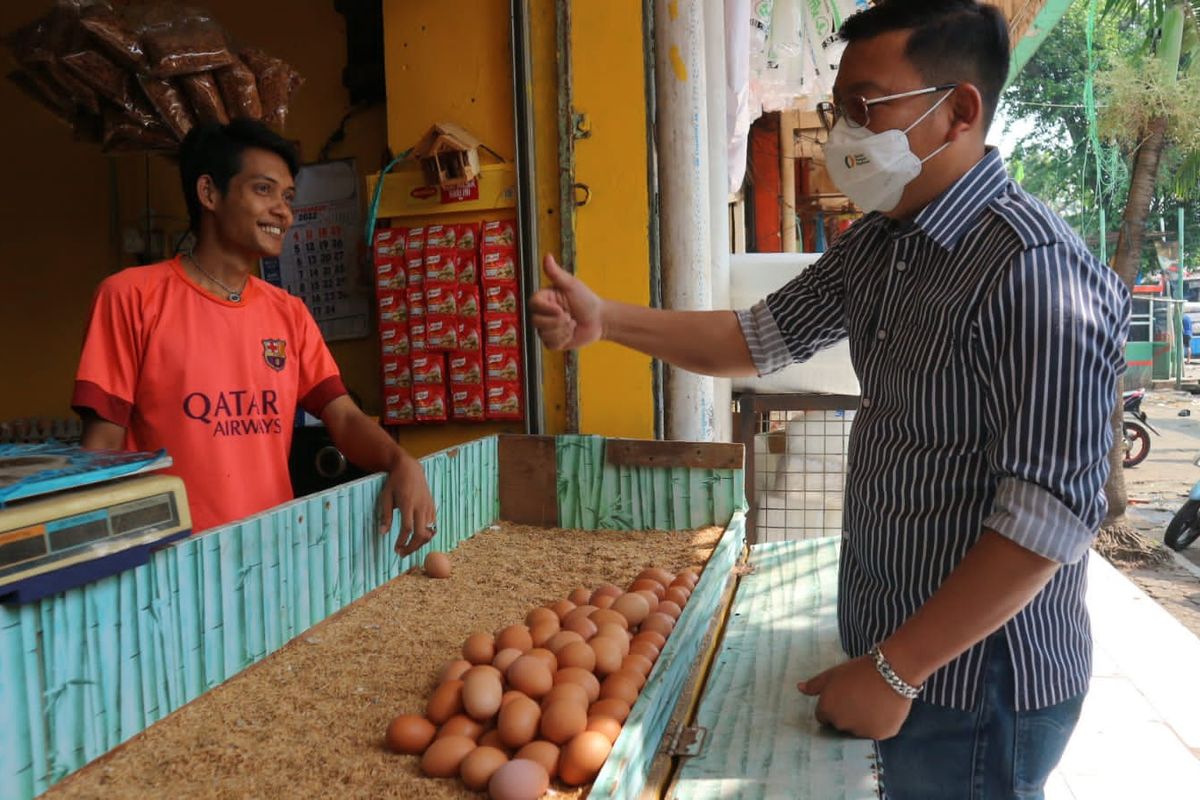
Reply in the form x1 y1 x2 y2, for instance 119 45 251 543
530 1 1130 796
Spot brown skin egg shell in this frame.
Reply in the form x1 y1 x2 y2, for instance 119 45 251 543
589 609 629 631
420 734 476 778
554 667 601 703
611 593 651 627
463 672 504 721
593 594 616 609
589 637 624 677
551 599 577 619
638 567 675 586
496 624 534 653
633 630 667 650
440 659 473 684
479 729 509 751
515 741 560 780
589 698 631 723
557 641 597 672
488 758 551 800
464 632 497 665
657 600 683 621
525 607 560 630
563 616 598 640
586 714 624 744
639 612 676 639
664 587 690 607
507 655 554 699
438 713 487 741
563 604 599 626
629 640 660 662
526 647 559 673
596 623 631 654
629 578 666 599
540 700 588 744
599 674 640 706
545 630 585 654
541 682 590 710
498 695 542 749
460 745 509 791
424 551 452 578
621 653 654 677
568 588 592 605
633 590 660 613
493 647 524 673
426 679 464 724
609 666 646 691
530 621 559 648
386 714 436 754
559 731 614 786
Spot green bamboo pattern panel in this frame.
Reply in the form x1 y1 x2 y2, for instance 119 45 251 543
590 511 748 800
555 436 747 530
671 538 879 799
0 436 498 800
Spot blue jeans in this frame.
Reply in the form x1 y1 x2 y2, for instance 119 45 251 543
875 634 1085 800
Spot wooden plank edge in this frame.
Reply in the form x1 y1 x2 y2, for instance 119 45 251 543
606 439 744 471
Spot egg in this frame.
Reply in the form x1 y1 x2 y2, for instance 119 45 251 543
438 713 487 741
420 734 476 777
526 607 560 629
589 583 623 605
593 594 616 609
424 551 452 578
496 624 534 653
569 587 592 605
595 624 631 654
671 574 697 591
463 672 504 721
621 653 654 678
460 745 509 791
563 616 598 640
586 714 623 744
664 587 690 607
551 599 576 619
611 593 651 626
640 612 676 638
493 647 524 673
599 674 640 707
589 609 629 631
508 655 554 699
515 741 560 780
563 604 599 626
488 758 550 800
609 666 646 691
589 698 631 723
559 731 613 786
629 640 660 662
629 578 666 599
464 632 497 665
638 567 675 586
589 637 623 677
557 640 597 671
501 690 527 709
554 667 601 703
529 621 559 648
633 590 660 613
426 679 465 724
498 694 541 748
540 699 588 744
526 647 558 673
440 659 473 684
545 631 585 655
479 729 509 751
633 630 667 650
385 713 436 754
540 682 590 710
464 664 505 684
657 600 683 621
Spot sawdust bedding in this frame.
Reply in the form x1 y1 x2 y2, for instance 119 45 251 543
43 522 724 799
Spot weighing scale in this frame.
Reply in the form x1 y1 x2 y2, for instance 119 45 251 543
0 444 192 603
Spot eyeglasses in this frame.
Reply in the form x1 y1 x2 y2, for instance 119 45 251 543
816 83 958 133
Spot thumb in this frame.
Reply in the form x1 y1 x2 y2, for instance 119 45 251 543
797 669 830 696
543 253 574 287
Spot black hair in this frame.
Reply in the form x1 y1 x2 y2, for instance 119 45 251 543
178 118 299 232
839 0 1010 129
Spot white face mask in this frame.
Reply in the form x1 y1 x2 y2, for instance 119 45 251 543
823 90 953 213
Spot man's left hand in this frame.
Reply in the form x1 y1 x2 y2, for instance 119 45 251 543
377 450 437 557
797 656 912 740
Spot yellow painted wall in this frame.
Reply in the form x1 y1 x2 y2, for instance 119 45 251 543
0 1 387 428
570 0 655 438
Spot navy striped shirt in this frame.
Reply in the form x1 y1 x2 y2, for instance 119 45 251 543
737 150 1130 711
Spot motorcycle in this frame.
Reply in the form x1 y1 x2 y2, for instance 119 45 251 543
1166 454 1200 551
1122 389 1158 468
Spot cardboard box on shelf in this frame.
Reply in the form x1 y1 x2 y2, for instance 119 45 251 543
484 314 520 349
379 324 410 357
426 315 459 351
414 384 448 422
381 356 412 388
450 383 486 421
485 348 521 383
448 351 483 385
486 382 523 420
483 282 519 315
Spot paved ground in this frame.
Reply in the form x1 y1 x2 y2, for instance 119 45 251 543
1115 376 1200 639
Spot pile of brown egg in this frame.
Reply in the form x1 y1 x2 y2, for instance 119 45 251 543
385 565 702 799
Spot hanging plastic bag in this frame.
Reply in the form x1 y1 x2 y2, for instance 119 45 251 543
180 72 230 125
138 75 196 140
241 48 303 130
215 57 263 120
138 5 234 77
102 106 177 153
79 4 144 69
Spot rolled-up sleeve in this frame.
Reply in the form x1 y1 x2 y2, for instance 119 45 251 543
734 248 849 376
974 243 1130 564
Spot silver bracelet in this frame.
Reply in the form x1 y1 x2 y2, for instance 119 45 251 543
869 645 923 700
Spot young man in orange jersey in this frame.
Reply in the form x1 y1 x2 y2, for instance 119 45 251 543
73 120 436 554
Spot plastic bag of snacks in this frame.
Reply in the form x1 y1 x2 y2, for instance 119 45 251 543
3 0 303 153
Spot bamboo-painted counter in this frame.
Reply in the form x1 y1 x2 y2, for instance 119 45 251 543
667 538 879 799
